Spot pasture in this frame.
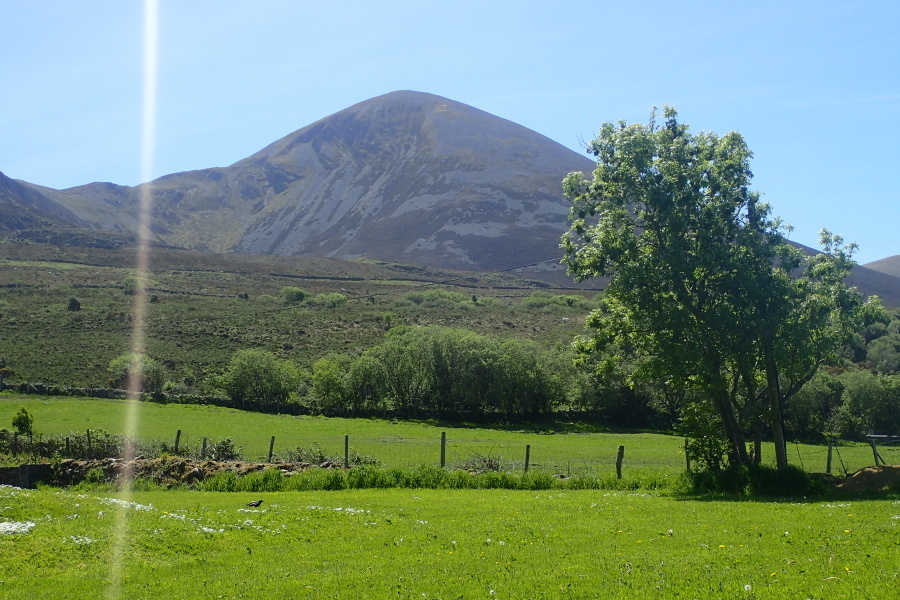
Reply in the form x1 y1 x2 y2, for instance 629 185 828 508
1 394 891 476
1 485 898 599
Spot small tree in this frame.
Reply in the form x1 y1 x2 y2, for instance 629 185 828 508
218 349 299 411
108 353 167 393
122 275 140 296
12 407 34 437
66 297 81 311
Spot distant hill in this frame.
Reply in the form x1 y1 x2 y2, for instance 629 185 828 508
864 255 900 279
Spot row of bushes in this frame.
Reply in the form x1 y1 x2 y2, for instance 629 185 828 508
62 462 828 497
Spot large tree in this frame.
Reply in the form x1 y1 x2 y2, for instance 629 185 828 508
561 107 870 469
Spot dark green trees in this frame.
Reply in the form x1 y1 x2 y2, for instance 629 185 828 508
310 326 564 419
217 349 300 411
562 107 873 469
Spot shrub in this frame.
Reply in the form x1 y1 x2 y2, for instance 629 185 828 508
108 353 168 393
280 286 308 304
12 407 34 437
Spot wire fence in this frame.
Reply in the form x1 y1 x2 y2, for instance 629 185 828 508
141 429 896 477
3 428 894 478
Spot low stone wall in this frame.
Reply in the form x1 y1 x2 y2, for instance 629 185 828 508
0 457 335 488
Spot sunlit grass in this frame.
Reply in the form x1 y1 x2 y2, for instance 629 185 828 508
2 394 890 475
1 485 897 599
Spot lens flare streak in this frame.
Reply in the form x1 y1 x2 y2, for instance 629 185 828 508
109 1 158 597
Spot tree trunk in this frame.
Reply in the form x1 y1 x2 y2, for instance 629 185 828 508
764 343 788 470
753 423 763 465
711 387 749 466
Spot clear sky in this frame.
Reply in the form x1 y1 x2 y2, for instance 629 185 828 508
2 1 897 264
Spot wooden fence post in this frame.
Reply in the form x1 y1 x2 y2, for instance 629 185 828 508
268 436 276 462
616 445 625 479
174 430 182 454
524 444 531 473
344 435 349 468
86 429 91 456
869 438 885 466
826 437 833 475
65 437 71 457
201 437 208 459
440 432 446 468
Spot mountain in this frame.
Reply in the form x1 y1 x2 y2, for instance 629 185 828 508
1 90 899 303
864 255 900 280
3 91 595 281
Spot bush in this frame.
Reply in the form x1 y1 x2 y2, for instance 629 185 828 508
12 407 34 437
108 353 168 393
308 293 347 309
684 464 823 497
280 286 308 304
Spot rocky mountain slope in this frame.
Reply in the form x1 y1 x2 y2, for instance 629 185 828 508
3 91 595 280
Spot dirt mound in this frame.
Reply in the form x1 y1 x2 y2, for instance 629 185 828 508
54 456 341 486
833 465 900 494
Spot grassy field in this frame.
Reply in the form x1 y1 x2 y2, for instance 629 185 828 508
2 393 891 476
1 485 897 599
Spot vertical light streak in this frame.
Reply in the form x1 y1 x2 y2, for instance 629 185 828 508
109 2 157 598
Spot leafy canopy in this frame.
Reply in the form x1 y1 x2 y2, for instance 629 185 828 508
561 107 873 468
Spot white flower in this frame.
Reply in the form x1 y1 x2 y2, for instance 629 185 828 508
0 521 36 535
744 584 752 591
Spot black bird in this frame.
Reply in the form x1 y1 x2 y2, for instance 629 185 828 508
247 500 263 508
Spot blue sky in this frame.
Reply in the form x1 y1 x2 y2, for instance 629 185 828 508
2 1 897 264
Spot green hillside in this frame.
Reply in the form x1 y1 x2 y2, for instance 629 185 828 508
0 243 592 388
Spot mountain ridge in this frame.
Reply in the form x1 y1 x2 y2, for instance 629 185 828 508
1 90 898 302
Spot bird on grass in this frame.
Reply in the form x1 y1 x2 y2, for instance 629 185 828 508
247 500 263 508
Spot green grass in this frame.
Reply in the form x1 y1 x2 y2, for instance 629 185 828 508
1 486 897 599
2 393 891 476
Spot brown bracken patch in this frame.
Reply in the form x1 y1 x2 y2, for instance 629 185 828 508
832 465 900 494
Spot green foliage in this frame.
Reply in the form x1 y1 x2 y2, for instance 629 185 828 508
65 296 81 311
279 286 308 304
310 354 353 414
12 407 34 436
521 291 591 312
308 293 347 308
680 402 729 472
108 353 167 393
216 349 299 409
562 106 873 469
686 464 823 497
867 333 900 374
207 437 241 461
321 326 565 419
122 275 140 296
